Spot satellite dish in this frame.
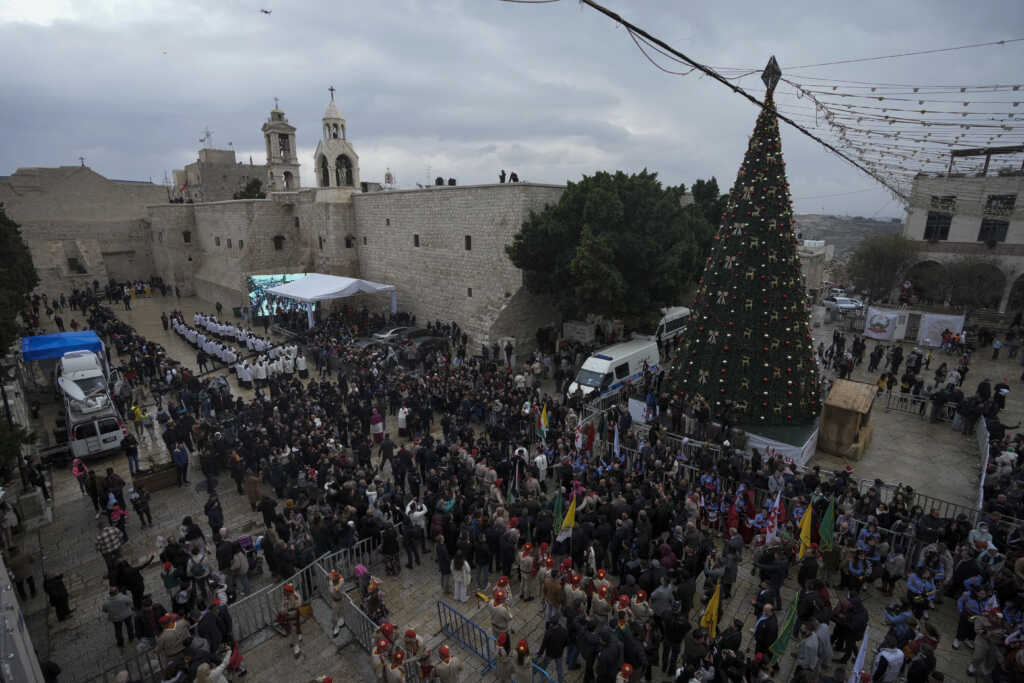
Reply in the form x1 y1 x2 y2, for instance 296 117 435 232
58 376 86 401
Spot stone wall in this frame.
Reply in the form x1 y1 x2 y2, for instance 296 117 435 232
351 183 563 343
0 166 166 295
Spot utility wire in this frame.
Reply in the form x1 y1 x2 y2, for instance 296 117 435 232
786 38 1024 70
574 0 908 199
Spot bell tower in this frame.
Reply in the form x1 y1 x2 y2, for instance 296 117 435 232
262 98 300 191
313 86 360 189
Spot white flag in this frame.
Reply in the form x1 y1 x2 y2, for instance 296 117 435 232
848 626 869 683
613 423 621 458
764 490 781 546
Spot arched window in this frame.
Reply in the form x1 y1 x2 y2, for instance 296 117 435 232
331 124 339 139
283 171 293 190
335 155 353 186
273 235 286 250
319 156 330 187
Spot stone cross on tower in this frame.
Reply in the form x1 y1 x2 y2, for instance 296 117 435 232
328 85 335 101
78 156 85 167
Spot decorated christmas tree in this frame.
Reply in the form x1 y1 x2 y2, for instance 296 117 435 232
667 57 820 426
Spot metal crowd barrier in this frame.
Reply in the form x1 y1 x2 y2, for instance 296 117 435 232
883 391 929 418
436 600 496 674
338 590 419 680
435 600 553 681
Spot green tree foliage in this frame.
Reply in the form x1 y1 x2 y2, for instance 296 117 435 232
0 206 39 350
233 178 266 199
944 257 1005 312
666 95 820 426
847 235 918 302
506 170 711 323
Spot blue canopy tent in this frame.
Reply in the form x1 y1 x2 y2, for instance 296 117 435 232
21 331 104 362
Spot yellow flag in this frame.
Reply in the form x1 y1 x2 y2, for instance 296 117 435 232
556 495 576 542
700 582 721 638
798 506 814 560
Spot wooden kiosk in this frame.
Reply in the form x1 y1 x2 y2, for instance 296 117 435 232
819 379 876 459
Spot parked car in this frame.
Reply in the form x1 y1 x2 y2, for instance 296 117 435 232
352 337 394 354
404 336 450 360
823 296 863 312
373 326 414 342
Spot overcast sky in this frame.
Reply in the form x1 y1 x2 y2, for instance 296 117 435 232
2 0 1022 218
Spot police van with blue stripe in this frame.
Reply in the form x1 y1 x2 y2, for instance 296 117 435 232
567 340 660 398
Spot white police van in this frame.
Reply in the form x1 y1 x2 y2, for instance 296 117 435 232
567 340 660 398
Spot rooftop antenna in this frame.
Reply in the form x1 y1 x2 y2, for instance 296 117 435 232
200 126 213 148
78 156 85 167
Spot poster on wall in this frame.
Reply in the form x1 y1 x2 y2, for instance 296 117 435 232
863 307 901 340
917 313 965 347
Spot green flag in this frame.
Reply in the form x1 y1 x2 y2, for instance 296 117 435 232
819 498 836 552
768 599 798 665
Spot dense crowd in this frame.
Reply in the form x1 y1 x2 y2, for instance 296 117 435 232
10 285 1024 683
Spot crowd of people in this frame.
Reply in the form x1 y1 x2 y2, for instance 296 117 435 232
11 283 1024 683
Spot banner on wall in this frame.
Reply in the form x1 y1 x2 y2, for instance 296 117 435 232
917 313 965 348
863 307 901 340
745 426 819 468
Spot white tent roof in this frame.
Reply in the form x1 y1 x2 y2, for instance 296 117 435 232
266 273 396 303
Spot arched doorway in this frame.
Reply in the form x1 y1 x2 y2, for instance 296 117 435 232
283 171 293 190
1007 273 1024 315
903 260 948 306
945 260 1005 311
335 155 353 186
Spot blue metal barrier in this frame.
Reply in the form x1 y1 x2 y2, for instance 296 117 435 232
435 601 555 681
436 601 496 674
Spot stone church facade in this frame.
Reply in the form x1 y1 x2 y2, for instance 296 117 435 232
4 95 564 347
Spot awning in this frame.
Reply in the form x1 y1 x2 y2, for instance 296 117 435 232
21 331 104 362
266 273 397 328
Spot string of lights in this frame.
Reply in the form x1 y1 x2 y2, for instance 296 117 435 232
502 0 1024 201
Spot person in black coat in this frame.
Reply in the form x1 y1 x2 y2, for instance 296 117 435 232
537 618 569 680
43 572 73 621
753 604 778 657
798 547 819 589
195 605 223 654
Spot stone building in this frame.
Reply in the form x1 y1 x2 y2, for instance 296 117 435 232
902 171 1024 312
3 94 569 346
262 103 300 191
0 166 166 295
171 149 262 202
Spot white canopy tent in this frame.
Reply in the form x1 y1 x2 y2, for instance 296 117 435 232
265 273 397 329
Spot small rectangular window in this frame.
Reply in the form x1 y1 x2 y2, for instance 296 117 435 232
183 231 192 243
363 236 367 245
614 363 630 380
467 287 473 297
227 238 232 248
238 240 244 249
464 235 472 250
414 234 420 247
215 236 221 246
294 217 300 228
318 236 324 250
985 194 1016 218
345 236 355 248
978 218 1009 243
98 418 119 434
386 218 390 226
923 212 951 241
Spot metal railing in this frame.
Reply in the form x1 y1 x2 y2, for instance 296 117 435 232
337 589 419 680
436 600 496 674
435 600 553 682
